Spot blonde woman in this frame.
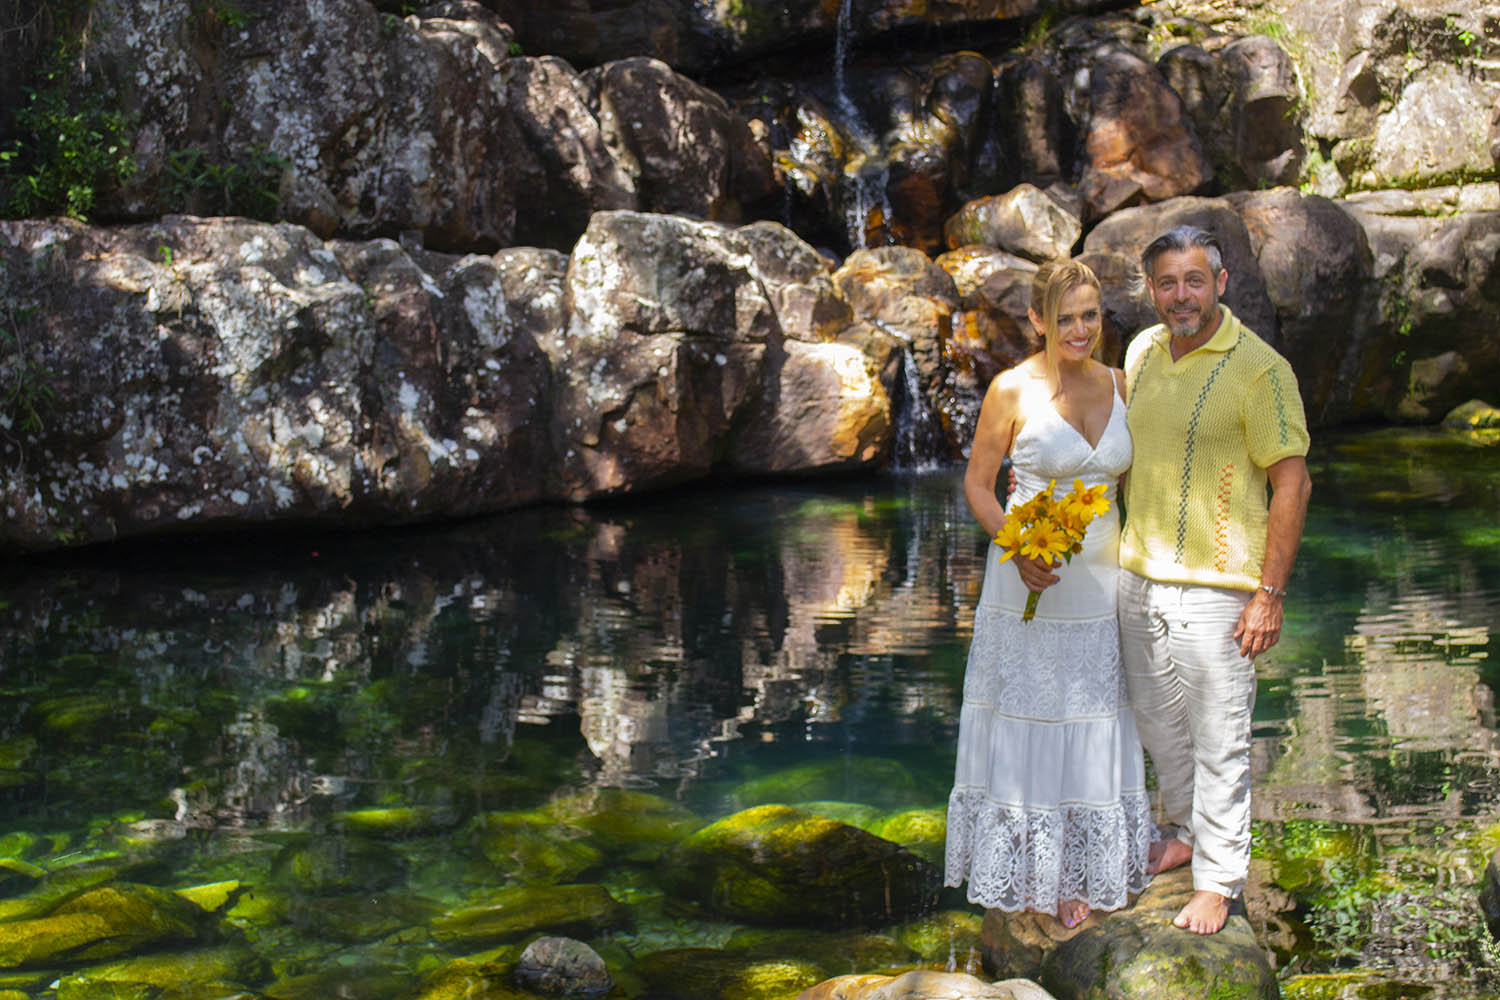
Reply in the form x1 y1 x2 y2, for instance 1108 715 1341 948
944 259 1151 927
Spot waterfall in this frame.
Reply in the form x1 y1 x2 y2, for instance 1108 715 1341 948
842 155 893 250
890 345 943 471
834 0 860 126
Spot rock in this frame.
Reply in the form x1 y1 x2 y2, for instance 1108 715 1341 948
725 926 916 972
1065 40 1213 219
541 788 703 861
874 808 947 867
334 806 457 837
1081 195 1280 350
416 947 527 1000
1160 35 1304 191
470 811 602 883
981 867 1278 1000
173 881 241 915
585 58 775 223
0 883 211 969
514 936 613 997
893 911 987 976
736 221 853 344
1223 188 1373 425
991 56 1076 191
431 884 627 945
53 945 266 999
943 185 1084 262
729 757 923 811
1443 400 1500 431
283 891 441 943
657 804 939 927
269 835 407 895
797 970 1056 1000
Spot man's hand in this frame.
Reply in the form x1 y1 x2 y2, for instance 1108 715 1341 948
1015 555 1060 593
1233 591 1282 658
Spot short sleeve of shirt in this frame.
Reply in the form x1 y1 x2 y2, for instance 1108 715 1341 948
1243 357 1310 469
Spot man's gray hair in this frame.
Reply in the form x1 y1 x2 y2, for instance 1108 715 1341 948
1141 225 1225 278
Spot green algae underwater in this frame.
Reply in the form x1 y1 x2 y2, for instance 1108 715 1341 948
0 427 1498 998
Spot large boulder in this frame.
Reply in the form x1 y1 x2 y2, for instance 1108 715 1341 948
981 868 1278 1000
798 970 1057 1000
943 184 1083 262
657 804 939 927
0 216 557 551
0 883 213 968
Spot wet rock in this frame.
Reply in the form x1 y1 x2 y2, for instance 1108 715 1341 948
992 56 1076 191
416 947 526 1000
943 185 1083 262
269 835 407 895
0 883 212 969
284 891 441 943
334 805 457 837
874 808 947 867
1446 400 1500 432
725 926 916 974
470 811 603 883
797 970 1056 1000
540 788 703 862
1064 40 1212 219
658 804 939 927
266 964 417 1000
635 946 825 1000
514 936 613 996
173 881 242 915
981 867 1277 1000
431 884 627 945
893 911 987 976
53 945 267 999
729 757 923 811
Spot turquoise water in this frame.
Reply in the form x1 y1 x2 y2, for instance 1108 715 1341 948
1 428 1498 996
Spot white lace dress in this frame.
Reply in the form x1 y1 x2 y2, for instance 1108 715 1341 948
944 389 1152 913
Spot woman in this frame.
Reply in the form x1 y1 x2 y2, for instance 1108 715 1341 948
943 259 1151 927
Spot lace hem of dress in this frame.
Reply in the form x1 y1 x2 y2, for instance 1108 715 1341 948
943 786 1153 913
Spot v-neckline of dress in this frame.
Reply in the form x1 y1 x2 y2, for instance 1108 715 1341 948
1045 386 1120 453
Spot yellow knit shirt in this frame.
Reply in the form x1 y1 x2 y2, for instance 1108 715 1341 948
1120 306 1309 592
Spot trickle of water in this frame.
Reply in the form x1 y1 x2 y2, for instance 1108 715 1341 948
842 156 893 251
890 345 943 470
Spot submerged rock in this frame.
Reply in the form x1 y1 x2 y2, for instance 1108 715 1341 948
269 836 407 895
431 884 627 945
729 757 923 811
470 810 602 884
893 911 986 975
0 883 212 969
634 946 825 1000
514 935 613 997
658 804 939 927
541 788 703 862
53 944 266 999
1443 399 1500 431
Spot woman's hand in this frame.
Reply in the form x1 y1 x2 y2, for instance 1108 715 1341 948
1014 555 1060 593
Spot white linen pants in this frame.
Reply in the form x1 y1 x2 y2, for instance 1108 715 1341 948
1117 569 1254 898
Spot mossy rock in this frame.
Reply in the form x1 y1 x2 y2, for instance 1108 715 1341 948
53 944 267 998
416 956 532 1000
269 835 407 895
1442 399 1500 430
633 947 825 1000
542 789 704 860
1281 971 1436 999
658 804 939 927
0 883 212 969
35 695 120 739
993 868 1278 1000
173 881 242 914
875 808 947 867
789 801 885 833
895 910 986 973
283 891 442 943
224 886 290 928
431 884 627 946
334 806 457 837
264 964 416 1000
729 758 921 810
470 811 602 883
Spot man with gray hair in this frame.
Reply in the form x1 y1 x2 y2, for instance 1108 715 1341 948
1117 224 1311 933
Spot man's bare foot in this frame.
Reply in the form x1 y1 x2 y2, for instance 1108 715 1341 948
1172 890 1230 934
1058 899 1091 928
1146 837 1192 875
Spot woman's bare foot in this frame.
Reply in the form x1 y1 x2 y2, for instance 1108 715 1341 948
1172 890 1229 934
1057 899 1091 928
1146 837 1192 875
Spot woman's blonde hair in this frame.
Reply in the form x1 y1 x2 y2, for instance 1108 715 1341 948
1029 258 1102 394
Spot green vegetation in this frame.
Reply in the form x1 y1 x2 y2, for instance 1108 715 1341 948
159 145 288 219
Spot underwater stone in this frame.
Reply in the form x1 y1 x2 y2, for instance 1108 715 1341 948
470 811 603 883
173 881 241 914
514 936 613 996
541 788 704 861
729 758 922 811
894 911 986 975
658 804 939 927
723 927 914 973
875 808 947 867
284 891 442 944
269 835 407 895
431 885 627 946
0 883 210 968
53 944 266 998
1442 399 1500 430
334 806 458 836
634 947 825 1000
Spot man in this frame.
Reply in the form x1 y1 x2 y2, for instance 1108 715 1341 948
1116 225 1312 934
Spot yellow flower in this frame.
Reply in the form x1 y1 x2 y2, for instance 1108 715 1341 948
993 516 1026 563
1060 478 1111 526
1019 520 1072 565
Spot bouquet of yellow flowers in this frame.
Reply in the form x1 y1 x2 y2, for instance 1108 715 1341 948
994 478 1111 622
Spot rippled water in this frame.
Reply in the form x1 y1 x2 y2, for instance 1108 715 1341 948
2 428 1499 996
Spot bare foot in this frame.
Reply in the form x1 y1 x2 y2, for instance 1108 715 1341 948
1146 837 1192 875
1057 898 1091 928
1172 890 1230 934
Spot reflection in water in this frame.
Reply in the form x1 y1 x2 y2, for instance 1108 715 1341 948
0 430 1499 992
